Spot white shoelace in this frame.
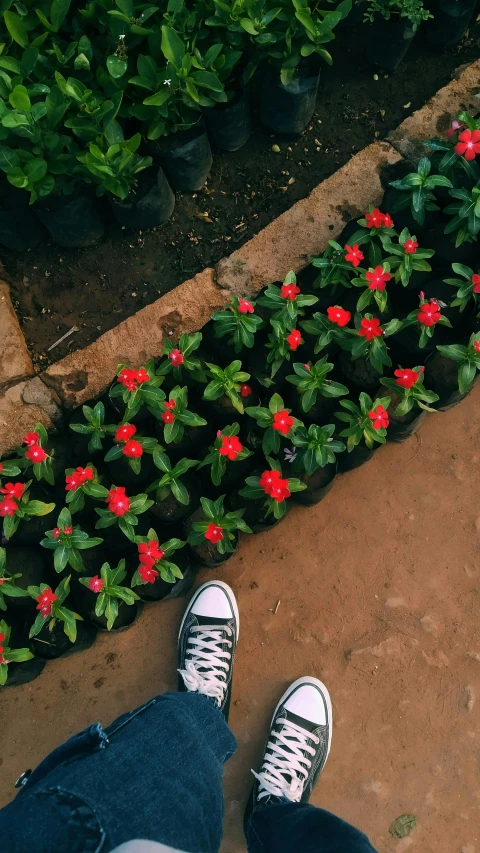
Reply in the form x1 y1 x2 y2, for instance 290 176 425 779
252 717 320 803
179 624 233 707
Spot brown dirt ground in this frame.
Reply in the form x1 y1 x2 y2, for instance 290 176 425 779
1 385 480 852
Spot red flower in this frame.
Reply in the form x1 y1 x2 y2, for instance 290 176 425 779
169 349 184 366
365 265 391 291
365 208 385 229
240 384 253 398
287 329 302 351
205 523 224 544
259 469 281 496
89 576 104 593
0 482 24 499
455 129 480 161
238 298 254 314
23 432 39 447
281 282 301 301
403 239 418 254
0 497 18 517
52 527 61 539
139 541 165 566
368 405 389 430
65 472 82 492
344 244 364 268
471 274 480 294
269 478 291 502
136 367 149 384
25 445 47 464
272 410 294 436
162 411 175 424
219 435 243 461
304 363 311 370
447 119 464 138
0 463 2 473
0 633 4 642
123 439 143 459
36 588 57 618
139 563 159 583
474 340 480 354
165 399 176 410
394 368 419 389
115 423 137 443
118 368 139 392
327 305 351 327
106 486 130 517
417 301 441 327
75 466 94 483
382 213 394 228
64 526 73 535
358 317 382 341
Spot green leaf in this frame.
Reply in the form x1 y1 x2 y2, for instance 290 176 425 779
24 158 47 183
389 815 416 840
107 55 127 78
240 17 258 34
161 25 185 68
9 84 30 111
51 0 71 28
4 12 29 47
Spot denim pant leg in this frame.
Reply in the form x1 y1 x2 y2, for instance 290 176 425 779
0 693 237 853
246 801 379 853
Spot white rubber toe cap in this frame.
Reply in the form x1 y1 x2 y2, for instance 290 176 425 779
188 581 239 626
280 677 332 728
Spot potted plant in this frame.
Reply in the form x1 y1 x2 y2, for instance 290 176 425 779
0 481 55 543
28 576 95 658
109 360 166 421
185 496 251 567
149 386 208 455
425 0 478 49
156 333 208 392
104 423 158 482
147 452 200 523
394 294 452 362
245 393 302 455
336 392 391 471
65 463 105 515
288 423 345 505
239 461 307 526
78 561 141 631
430 333 480 409
249 320 304 390
94 486 154 544
0 547 29 611
0 546 48 614
339 314 402 390
203 361 252 421
388 157 452 227
0 619 40 689
286 358 349 421
69 401 117 457
16 424 55 486
444 263 480 317
310 241 355 304
131 531 192 601
210 297 264 357
300 306 352 356
364 0 432 71
380 366 439 441
256 272 318 326
40 508 104 574
197 425 254 495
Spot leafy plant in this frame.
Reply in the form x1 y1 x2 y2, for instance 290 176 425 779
342 315 402 374
239 457 306 519
437 333 480 394
28 576 82 643
197 424 252 486
443 182 480 248
65 463 107 514
0 457 21 477
132 530 185 585
149 385 207 444
402 295 452 348
77 133 153 200
1 481 55 541
246 392 301 454
147 451 199 505
444 263 480 312
382 228 435 287
16 423 54 485
286 358 349 412
291 423 345 474
69 401 117 454
389 158 452 226
40 508 103 574
264 319 303 380
104 425 159 476
110 359 166 421
156 333 207 383
380 367 439 414
336 393 392 451
211 297 264 353
310 239 355 293
300 310 351 354
187 495 251 554
79 560 139 630
203 360 251 414
0 548 29 611
0 619 34 686
95 488 153 541
257 271 317 325
364 0 432 29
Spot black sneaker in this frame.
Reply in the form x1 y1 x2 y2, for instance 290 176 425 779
245 677 332 823
178 581 239 722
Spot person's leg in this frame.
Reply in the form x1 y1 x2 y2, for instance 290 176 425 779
245 678 378 853
0 581 239 853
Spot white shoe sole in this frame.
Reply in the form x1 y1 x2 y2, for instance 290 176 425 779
271 676 333 761
178 580 240 641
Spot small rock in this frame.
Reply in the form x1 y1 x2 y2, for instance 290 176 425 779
373 73 379 80
271 144 280 153
465 651 480 662
464 686 475 712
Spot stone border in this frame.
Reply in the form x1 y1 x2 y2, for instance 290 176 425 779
0 58 478 455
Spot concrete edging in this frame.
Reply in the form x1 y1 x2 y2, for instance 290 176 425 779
1 58 479 456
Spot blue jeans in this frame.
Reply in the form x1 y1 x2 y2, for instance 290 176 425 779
0 693 377 853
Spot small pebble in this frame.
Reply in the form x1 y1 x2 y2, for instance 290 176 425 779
271 144 280 153
373 73 379 81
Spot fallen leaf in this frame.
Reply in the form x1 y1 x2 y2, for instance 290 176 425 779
196 212 213 223
389 814 417 839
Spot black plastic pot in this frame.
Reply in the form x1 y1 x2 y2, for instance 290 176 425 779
424 223 478 267
2 657 46 688
198 454 257 501
79 590 142 632
34 192 104 248
291 463 337 507
248 344 291 394
338 443 380 472
9 486 56 546
0 183 47 252
259 61 320 135
426 0 476 47
204 88 252 152
109 167 175 230
338 350 383 393
366 17 417 71
3 547 49 613
154 419 210 461
289 386 338 425
68 397 117 460
150 474 200 524
388 409 427 442
184 507 238 567
425 350 478 410
135 552 195 602
149 124 213 192
31 617 97 659
106 453 155 487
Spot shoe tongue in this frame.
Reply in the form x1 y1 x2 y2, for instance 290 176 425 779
194 614 232 630
283 708 319 735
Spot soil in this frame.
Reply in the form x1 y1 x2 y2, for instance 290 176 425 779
0 384 478 851
2 26 479 368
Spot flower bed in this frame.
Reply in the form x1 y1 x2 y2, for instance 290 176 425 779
0 100 479 687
